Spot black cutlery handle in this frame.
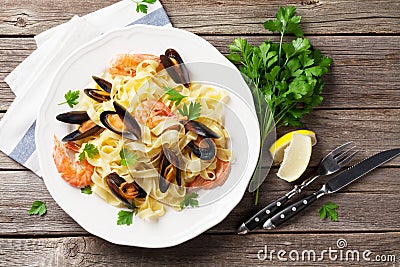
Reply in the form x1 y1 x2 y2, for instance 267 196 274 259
263 189 326 229
244 194 291 231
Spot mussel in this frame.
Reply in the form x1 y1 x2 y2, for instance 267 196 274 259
84 89 111 103
56 111 103 142
159 147 182 193
180 120 219 161
84 76 112 102
92 76 112 93
100 101 141 141
105 172 146 207
187 138 216 161
160 48 190 88
182 120 219 139
56 111 90 124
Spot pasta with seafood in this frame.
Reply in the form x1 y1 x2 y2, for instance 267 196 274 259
52 49 231 220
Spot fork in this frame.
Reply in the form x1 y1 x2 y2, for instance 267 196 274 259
238 141 358 234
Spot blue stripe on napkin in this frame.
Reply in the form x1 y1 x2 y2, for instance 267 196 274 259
9 121 37 165
127 8 170 27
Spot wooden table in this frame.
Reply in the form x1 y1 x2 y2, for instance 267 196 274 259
1 1 399 266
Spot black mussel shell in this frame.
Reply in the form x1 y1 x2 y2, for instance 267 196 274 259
56 111 90 124
113 102 141 139
158 148 182 193
159 155 172 193
160 48 190 88
84 89 111 103
100 110 140 141
163 147 183 169
61 121 102 142
106 172 147 207
92 76 112 93
188 138 216 161
183 120 219 139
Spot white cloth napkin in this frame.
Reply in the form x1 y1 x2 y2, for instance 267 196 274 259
0 0 171 175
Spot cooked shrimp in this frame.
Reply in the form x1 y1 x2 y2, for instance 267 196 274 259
52 135 94 188
109 53 162 78
187 159 231 189
135 100 174 129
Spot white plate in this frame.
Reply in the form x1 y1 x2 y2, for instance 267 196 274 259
36 25 260 247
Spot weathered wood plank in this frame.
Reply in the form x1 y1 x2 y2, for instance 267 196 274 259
1 233 399 266
0 152 26 169
0 167 399 236
1 36 399 110
0 0 399 35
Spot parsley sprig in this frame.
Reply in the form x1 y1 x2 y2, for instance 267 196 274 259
79 143 99 162
81 185 92 195
58 90 80 108
318 202 338 222
117 210 134 226
180 192 199 209
117 203 139 226
178 102 201 121
164 86 186 106
132 0 156 14
120 148 138 166
227 6 332 204
29 201 47 216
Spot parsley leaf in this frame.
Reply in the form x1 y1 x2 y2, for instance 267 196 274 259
81 185 92 195
58 90 80 108
79 143 99 162
132 0 156 14
264 6 303 37
178 102 201 121
318 201 338 222
180 192 199 209
136 3 148 13
117 210 134 226
119 148 137 166
29 201 47 216
164 86 186 106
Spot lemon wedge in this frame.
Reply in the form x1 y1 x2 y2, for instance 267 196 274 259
277 133 312 182
270 130 316 164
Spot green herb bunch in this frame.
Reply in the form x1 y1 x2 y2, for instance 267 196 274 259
227 6 332 128
227 6 332 204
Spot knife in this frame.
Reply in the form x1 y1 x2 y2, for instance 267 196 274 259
263 148 400 230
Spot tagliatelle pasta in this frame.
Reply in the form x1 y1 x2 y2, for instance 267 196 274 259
53 50 231 220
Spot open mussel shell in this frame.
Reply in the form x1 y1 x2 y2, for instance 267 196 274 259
106 172 147 207
61 120 102 142
160 48 190 88
92 75 112 93
183 120 219 139
113 102 141 139
84 89 111 103
56 111 90 124
188 138 216 161
100 102 141 141
100 111 137 141
159 148 182 193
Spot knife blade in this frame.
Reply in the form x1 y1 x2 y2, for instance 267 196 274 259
326 148 400 193
263 148 400 229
